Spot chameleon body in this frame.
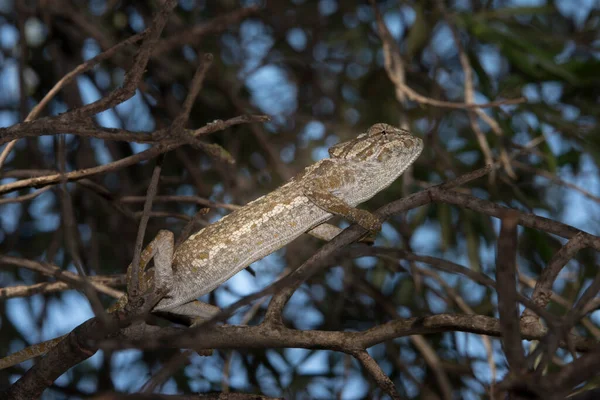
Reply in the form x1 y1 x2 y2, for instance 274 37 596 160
157 122 423 317
0 123 423 368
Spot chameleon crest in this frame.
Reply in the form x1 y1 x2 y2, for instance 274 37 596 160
329 123 422 163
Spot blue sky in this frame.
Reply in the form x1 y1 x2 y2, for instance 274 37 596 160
1 0 599 397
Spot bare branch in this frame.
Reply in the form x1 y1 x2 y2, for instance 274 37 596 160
521 233 589 326
369 0 525 111
0 255 123 299
353 350 403 400
0 275 124 299
68 0 177 118
496 210 526 371
0 115 269 197
129 154 164 297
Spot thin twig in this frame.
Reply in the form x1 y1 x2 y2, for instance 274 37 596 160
0 276 124 299
129 154 165 297
0 185 53 205
521 233 589 326
0 115 269 197
0 255 123 298
68 0 177 118
353 350 403 400
58 135 108 322
496 210 526 371
369 0 525 111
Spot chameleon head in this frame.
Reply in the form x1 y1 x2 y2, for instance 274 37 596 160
328 123 423 163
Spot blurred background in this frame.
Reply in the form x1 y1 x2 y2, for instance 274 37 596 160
0 0 599 398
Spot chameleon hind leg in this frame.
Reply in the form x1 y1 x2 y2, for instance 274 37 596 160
146 230 219 320
130 229 174 296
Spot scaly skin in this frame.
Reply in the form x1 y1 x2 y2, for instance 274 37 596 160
0 123 423 370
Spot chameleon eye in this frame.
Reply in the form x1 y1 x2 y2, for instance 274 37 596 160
377 149 391 161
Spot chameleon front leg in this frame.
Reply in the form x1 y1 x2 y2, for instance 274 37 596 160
302 173 382 233
122 230 219 319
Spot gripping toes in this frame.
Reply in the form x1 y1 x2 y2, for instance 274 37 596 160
354 210 382 232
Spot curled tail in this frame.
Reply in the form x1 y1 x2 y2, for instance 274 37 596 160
0 334 67 370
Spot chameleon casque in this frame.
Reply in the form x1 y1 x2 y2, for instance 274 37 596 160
0 122 423 369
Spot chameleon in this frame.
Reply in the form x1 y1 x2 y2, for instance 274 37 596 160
0 122 423 369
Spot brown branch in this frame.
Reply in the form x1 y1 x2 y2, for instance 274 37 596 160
0 275 124 299
92 393 282 399
173 54 214 131
0 185 53 205
58 134 109 322
0 120 159 145
521 233 589 326
132 211 191 221
519 274 600 340
0 142 175 195
103 314 598 356
68 0 177 118
442 4 495 181
496 211 526 371
139 351 194 394
514 160 600 204
352 246 555 325
564 269 600 329
369 0 525 111
545 346 600 397
0 114 269 196
27 32 146 123
426 189 600 251
353 350 402 400
152 6 260 56
7 162 600 398
0 140 18 170
0 255 123 299
129 154 164 297
8 306 597 398
163 53 215 151
0 113 269 147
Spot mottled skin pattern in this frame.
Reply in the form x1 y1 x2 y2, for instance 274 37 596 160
0 123 422 369
157 123 423 316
